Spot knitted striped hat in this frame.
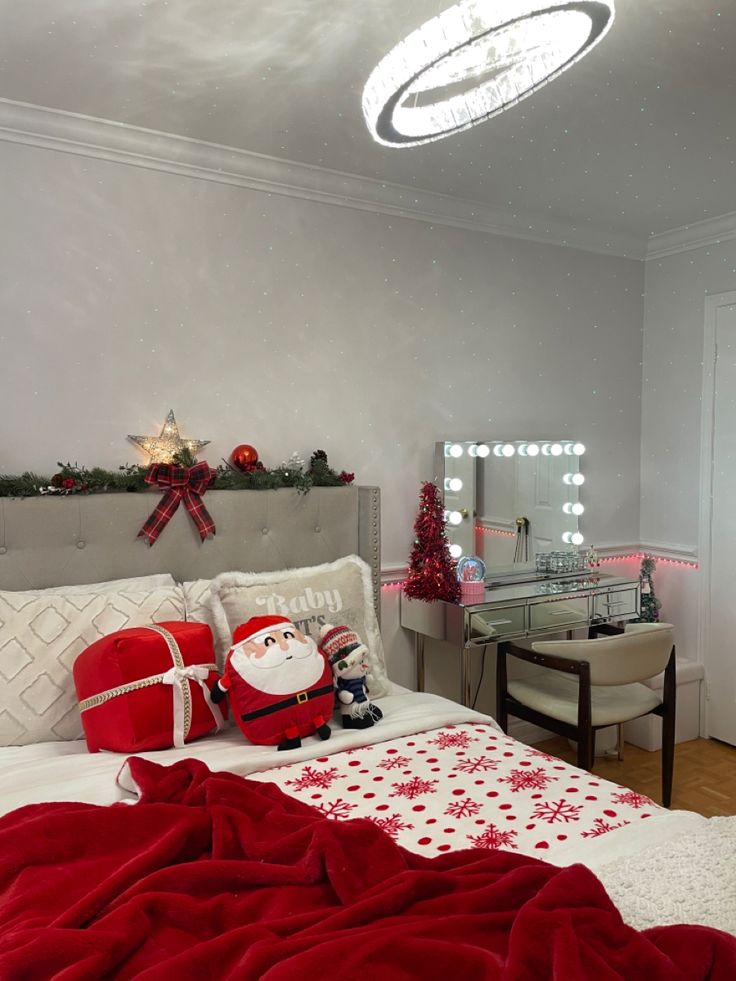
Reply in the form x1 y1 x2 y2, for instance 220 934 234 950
318 623 367 666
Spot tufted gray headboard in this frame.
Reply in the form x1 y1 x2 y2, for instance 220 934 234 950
0 486 382 621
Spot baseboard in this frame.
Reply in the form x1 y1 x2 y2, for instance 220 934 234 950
507 719 554 747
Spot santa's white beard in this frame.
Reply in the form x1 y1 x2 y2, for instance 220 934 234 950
230 637 325 695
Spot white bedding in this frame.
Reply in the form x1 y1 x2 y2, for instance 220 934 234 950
2 687 708 875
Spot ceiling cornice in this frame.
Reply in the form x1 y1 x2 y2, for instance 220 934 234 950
646 210 736 260
0 97 646 259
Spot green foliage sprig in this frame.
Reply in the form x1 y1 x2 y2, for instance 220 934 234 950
0 450 354 498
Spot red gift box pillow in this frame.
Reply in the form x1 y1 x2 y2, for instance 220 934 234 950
73 621 226 753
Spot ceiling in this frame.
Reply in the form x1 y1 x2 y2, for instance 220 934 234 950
0 0 734 250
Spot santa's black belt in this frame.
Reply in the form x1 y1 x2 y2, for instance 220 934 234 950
240 683 335 722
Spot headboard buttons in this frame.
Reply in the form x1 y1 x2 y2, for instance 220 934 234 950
314 525 321 533
261 528 269 536
76 540 86 550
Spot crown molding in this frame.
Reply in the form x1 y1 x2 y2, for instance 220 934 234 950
647 210 736 260
0 97 646 259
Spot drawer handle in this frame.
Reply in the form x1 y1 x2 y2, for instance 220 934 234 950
547 610 582 617
484 618 513 626
603 601 625 608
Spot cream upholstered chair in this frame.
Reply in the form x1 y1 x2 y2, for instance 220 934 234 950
496 623 676 806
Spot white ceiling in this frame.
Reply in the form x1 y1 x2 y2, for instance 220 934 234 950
1 0 734 250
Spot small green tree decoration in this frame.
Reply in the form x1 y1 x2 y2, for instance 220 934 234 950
636 554 662 623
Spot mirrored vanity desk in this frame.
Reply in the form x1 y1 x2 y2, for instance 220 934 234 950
400 571 641 708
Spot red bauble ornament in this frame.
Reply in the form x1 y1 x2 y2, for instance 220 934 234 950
230 444 259 471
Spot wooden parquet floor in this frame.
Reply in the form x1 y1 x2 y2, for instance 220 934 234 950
533 736 736 817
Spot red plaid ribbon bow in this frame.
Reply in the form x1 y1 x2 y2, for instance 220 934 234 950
138 462 216 546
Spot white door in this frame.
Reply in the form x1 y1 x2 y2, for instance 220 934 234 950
706 296 736 745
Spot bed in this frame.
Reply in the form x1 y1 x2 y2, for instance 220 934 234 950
1 487 734 979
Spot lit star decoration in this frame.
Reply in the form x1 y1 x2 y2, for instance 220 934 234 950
128 411 210 464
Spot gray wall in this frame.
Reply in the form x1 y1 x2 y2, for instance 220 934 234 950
0 140 646 694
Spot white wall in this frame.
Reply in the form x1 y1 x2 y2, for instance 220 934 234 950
641 241 736 674
0 140 646 696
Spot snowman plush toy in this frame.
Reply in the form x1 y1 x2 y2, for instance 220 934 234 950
318 623 383 730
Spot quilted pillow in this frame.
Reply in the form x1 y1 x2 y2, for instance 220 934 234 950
182 580 221 661
209 556 390 698
0 585 185 746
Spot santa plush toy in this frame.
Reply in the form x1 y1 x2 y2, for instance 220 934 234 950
210 615 335 751
318 623 383 730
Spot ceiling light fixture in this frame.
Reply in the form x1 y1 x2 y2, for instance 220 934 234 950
362 0 615 147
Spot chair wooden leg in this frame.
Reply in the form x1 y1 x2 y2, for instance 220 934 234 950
661 647 677 808
617 723 625 762
577 728 595 771
496 644 508 733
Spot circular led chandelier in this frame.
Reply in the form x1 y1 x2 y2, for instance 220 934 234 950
362 0 615 147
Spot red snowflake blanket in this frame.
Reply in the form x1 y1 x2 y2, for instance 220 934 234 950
0 757 734 980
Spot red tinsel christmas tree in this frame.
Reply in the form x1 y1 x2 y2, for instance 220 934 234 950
404 481 460 603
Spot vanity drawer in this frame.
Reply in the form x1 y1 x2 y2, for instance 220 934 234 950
592 585 640 621
528 596 590 632
469 605 525 643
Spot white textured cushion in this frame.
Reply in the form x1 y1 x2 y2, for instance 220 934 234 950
209 556 389 697
0 585 185 746
508 671 662 727
182 579 220 659
20 574 176 596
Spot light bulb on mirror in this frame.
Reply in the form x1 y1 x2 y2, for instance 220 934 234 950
573 443 586 455
550 443 563 456
562 530 585 546
563 442 575 455
445 477 463 492
476 443 490 458
564 472 585 486
571 502 584 516
501 443 515 457
447 443 463 458
449 543 463 558
526 443 540 457
493 443 505 456
541 443 552 455
448 510 463 526
517 443 528 456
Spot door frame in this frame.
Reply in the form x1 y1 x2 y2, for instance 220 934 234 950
698 290 736 737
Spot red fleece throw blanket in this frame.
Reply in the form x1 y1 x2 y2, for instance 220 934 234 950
0 759 734 980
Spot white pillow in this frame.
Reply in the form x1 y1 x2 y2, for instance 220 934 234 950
182 579 220 658
18 574 176 596
0 584 186 746
209 556 390 697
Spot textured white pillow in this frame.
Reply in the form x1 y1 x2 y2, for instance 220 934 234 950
209 556 390 697
21 574 176 596
182 579 220 658
0 584 186 746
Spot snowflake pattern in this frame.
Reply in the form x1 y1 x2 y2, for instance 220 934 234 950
498 767 558 793
249 720 664 861
428 730 478 750
581 816 631 838
524 748 560 763
367 814 415 839
285 766 344 791
378 754 411 770
611 790 654 810
467 823 519 850
389 776 439 799
314 798 358 820
530 799 583 824
452 756 500 774
444 797 482 820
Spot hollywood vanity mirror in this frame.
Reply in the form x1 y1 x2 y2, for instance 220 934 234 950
401 440 640 706
435 440 587 581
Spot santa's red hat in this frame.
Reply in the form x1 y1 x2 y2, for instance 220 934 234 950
232 615 298 647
